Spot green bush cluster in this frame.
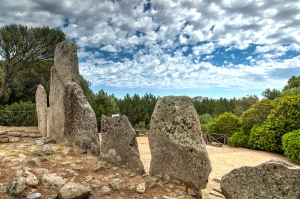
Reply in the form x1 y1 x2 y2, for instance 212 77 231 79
249 96 300 152
227 131 250 147
282 129 300 163
0 101 36 126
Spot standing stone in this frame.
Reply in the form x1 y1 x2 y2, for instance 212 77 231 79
100 115 145 174
47 40 100 155
48 40 80 141
36 85 47 137
221 159 300 199
149 96 211 192
64 82 100 155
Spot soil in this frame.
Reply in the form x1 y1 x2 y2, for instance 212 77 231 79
0 129 299 199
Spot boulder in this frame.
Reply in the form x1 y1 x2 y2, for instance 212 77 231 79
221 159 300 199
41 173 68 190
7 177 26 196
100 115 145 174
64 82 100 156
58 182 90 199
36 85 48 137
149 96 211 192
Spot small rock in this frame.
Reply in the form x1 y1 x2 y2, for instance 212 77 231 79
211 142 222 147
212 178 221 183
85 176 94 181
26 192 41 199
109 178 121 191
28 157 41 166
0 183 6 192
41 173 67 190
7 177 26 196
24 171 39 187
136 182 147 194
100 186 111 195
162 196 176 199
41 144 53 155
94 164 106 172
58 182 91 199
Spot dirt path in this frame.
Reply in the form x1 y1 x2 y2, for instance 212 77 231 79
136 136 299 196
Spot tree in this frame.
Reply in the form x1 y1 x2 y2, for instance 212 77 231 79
199 113 213 133
234 94 259 117
283 75 300 91
208 112 240 135
240 99 275 134
261 88 281 100
0 24 66 102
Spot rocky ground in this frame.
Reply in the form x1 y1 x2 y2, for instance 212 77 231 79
0 127 299 199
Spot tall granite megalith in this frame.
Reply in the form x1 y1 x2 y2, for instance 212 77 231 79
149 96 211 193
35 85 47 137
47 40 100 155
100 115 145 174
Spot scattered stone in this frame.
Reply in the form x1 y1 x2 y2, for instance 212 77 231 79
100 186 111 195
94 163 107 172
36 85 48 137
85 176 94 181
161 196 176 199
41 173 68 190
211 142 222 147
212 178 221 183
24 171 39 187
100 115 145 174
58 182 91 199
149 96 212 192
41 144 53 155
9 136 20 142
109 178 121 191
0 183 6 192
210 190 225 198
28 157 41 166
0 137 9 143
187 188 197 196
221 159 300 199
136 182 147 194
34 168 50 176
7 177 26 196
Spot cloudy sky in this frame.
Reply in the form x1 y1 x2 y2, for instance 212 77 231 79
1 0 300 99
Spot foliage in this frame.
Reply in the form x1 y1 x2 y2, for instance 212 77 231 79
228 131 250 148
94 90 119 131
116 93 158 129
283 75 300 92
249 95 300 152
282 87 300 97
199 113 212 133
234 94 259 117
0 24 66 102
193 97 236 116
207 112 240 135
79 75 96 110
282 129 300 163
261 88 281 100
240 99 275 134
0 101 36 126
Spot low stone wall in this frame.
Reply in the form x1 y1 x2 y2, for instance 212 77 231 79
0 126 41 143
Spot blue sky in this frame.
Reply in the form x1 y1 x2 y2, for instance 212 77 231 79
1 0 300 99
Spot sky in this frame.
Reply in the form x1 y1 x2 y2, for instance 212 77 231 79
1 0 300 99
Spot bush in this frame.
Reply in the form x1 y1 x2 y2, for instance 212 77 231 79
282 129 300 163
0 101 36 126
248 95 300 153
208 112 240 135
228 131 250 147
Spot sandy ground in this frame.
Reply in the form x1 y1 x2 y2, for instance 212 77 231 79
136 136 299 196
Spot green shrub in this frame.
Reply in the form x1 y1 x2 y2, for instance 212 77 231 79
248 95 300 153
207 112 240 135
0 101 36 126
282 129 300 163
228 131 250 147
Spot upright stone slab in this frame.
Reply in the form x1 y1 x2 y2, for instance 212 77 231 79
100 115 145 174
149 96 211 192
221 159 300 199
64 82 100 155
47 40 100 156
35 85 47 137
47 40 80 141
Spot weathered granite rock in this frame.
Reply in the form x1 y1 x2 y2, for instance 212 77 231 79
47 40 100 156
100 115 145 174
221 159 300 199
47 40 80 141
41 144 53 155
58 182 91 199
64 82 100 156
41 173 68 190
149 96 211 191
24 171 39 187
7 177 26 196
36 85 48 137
